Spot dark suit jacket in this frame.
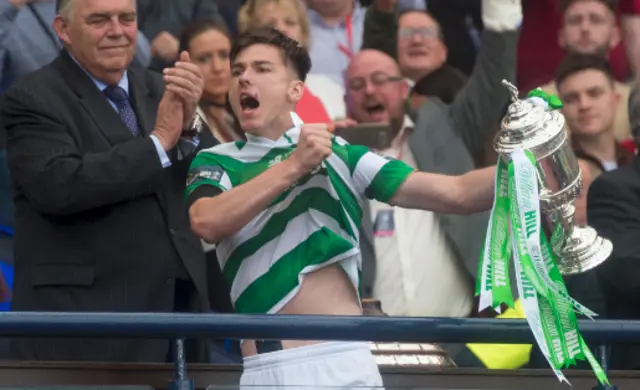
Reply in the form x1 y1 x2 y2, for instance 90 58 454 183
360 29 518 298
0 50 214 362
587 157 640 370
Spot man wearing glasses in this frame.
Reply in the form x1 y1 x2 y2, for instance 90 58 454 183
344 0 521 366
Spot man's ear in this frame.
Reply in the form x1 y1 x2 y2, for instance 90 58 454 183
610 25 621 50
558 29 567 49
287 80 305 104
401 78 410 100
612 88 622 110
53 15 71 46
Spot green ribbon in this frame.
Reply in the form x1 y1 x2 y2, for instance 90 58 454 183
527 88 564 110
476 149 609 385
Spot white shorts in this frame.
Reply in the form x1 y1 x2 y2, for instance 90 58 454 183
240 341 384 389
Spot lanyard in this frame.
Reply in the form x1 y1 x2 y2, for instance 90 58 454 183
337 13 354 59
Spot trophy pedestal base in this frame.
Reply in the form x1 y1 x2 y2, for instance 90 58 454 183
556 225 613 275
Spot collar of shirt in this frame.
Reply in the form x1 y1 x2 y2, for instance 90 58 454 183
69 53 129 94
392 115 414 146
244 112 303 147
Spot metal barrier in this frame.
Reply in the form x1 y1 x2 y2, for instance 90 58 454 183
0 312 633 389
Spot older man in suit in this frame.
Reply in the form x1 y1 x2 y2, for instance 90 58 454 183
0 0 219 362
345 0 520 365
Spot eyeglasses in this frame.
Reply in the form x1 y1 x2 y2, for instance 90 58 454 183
398 27 441 41
347 72 404 92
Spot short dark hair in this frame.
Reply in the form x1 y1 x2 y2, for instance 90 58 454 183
179 19 230 53
229 27 311 82
559 0 616 15
554 53 615 88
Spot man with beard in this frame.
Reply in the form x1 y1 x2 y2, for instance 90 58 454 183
186 27 497 388
542 0 632 143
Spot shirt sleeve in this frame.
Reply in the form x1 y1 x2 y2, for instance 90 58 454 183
185 151 233 199
347 145 414 203
150 134 172 168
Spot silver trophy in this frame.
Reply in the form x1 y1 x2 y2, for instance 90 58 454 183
494 80 612 275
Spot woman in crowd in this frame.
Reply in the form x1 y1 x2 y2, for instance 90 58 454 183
238 0 346 121
179 20 244 144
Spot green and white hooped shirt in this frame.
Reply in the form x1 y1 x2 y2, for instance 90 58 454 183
186 113 414 314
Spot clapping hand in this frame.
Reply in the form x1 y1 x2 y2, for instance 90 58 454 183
163 51 204 129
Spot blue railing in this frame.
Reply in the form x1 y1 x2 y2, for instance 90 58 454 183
0 312 632 389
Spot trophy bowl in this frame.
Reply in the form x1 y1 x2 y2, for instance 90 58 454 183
493 80 612 275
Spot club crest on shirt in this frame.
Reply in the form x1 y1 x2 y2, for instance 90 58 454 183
187 165 224 186
268 155 283 167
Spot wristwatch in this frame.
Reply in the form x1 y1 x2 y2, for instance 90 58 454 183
181 113 204 138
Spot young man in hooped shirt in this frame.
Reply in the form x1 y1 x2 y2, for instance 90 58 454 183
186 27 496 388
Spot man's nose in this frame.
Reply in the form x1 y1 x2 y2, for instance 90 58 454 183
579 20 592 34
410 32 424 44
239 71 252 86
578 96 592 111
363 80 377 95
107 18 125 36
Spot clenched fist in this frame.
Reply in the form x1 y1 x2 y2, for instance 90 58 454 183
289 124 334 175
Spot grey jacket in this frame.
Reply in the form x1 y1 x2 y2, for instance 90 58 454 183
360 29 519 297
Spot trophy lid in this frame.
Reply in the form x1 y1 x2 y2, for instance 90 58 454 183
495 80 566 156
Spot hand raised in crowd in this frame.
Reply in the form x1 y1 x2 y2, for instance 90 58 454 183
289 124 334 175
163 51 204 129
152 91 185 152
151 31 180 62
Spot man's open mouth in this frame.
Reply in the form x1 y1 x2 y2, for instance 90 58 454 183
365 103 385 115
240 93 260 112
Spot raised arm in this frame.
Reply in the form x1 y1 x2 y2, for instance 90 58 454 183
447 0 521 152
361 0 399 59
389 166 495 215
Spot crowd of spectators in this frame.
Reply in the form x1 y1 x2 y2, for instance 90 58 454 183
1 0 640 376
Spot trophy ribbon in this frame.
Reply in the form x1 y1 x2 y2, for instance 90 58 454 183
476 147 609 385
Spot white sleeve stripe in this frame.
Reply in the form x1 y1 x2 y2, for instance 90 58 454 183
352 152 388 195
220 172 233 190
